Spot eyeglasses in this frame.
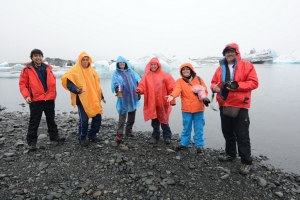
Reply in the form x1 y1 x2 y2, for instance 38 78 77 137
119 62 125 64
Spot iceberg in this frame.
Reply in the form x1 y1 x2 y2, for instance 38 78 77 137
128 60 144 78
133 53 198 75
273 51 300 64
94 60 113 78
44 57 75 67
192 56 222 65
0 62 9 68
0 71 20 78
242 49 277 64
135 54 173 75
11 64 24 70
170 55 201 68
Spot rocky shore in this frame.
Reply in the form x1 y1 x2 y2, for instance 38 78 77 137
0 108 300 200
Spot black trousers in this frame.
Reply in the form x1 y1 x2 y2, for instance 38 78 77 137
151 118 172 140
27 100 58 144
220 107 252 165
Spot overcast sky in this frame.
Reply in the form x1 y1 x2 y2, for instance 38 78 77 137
1 0 300 63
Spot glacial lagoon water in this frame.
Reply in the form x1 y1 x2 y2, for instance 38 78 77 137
0 64 299 174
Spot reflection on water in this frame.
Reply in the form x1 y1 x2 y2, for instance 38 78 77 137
0 64 300 174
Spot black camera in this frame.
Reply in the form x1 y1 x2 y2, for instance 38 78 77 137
222 81 239 90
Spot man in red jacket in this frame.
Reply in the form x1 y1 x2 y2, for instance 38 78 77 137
19 49 65 151
210 43 259 175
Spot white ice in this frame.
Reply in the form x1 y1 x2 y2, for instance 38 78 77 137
273 51 300 64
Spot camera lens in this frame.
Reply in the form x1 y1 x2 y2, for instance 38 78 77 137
230 82 239 89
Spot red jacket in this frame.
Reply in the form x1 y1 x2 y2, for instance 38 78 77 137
210 43 259 108
19 62 57 102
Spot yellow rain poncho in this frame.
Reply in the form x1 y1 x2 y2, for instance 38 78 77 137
61 52 103 118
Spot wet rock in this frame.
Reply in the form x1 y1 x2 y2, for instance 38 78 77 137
38 134 47 140
120 146 129 152
0 111 299 200
257 177 267 187
167 149 175 153
292 187 300 194
4 152 15 157
149 185 158 191
167 178 176 185
86 189 94 195
221 174 230 180
274 191 283 198
110 141 118 147
93 191 101 197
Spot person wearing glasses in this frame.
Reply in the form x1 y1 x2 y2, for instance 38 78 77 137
210 43 259 175
111 56 141 142
166 63 210 153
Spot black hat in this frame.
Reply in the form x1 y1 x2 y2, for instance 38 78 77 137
222 46 236 56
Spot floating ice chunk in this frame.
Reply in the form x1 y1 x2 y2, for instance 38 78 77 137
243 49 276 64
94 60 113 78
273 51 300 64
136 54 172 75
129 60 144 77
191 56 221 65
0 71 20 78
170 55 201 68
0 62 9 68
11 64 24 70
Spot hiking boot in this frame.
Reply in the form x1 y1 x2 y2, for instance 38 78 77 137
28 143 37 151
197 147 204 153
88 136 101 142
175 145 187 151
164 139 171 145
79 140 89 147
50 136 66 142
239 164 252 175
218 153 236 162
149 137 158 144
126 132 134 137
115 134 123 143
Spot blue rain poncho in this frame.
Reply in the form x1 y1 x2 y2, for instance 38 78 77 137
111 56 141 115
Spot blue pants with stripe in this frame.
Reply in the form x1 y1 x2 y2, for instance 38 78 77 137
180 111 205 147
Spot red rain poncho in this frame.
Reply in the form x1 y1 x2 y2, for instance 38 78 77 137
137 57 175 124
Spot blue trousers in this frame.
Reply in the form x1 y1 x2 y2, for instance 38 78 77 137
151 118 172 140
180 112 205 147
77 103 102 141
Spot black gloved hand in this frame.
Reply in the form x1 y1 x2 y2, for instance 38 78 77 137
203 97 211 107
138 94 141 100
115 87 119 93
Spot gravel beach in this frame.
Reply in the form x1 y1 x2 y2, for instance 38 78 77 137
0 107 299 200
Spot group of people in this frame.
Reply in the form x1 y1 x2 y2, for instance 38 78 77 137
19 43 258 175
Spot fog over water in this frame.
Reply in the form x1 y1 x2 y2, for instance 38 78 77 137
1 0 300 63
0 64 300 174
